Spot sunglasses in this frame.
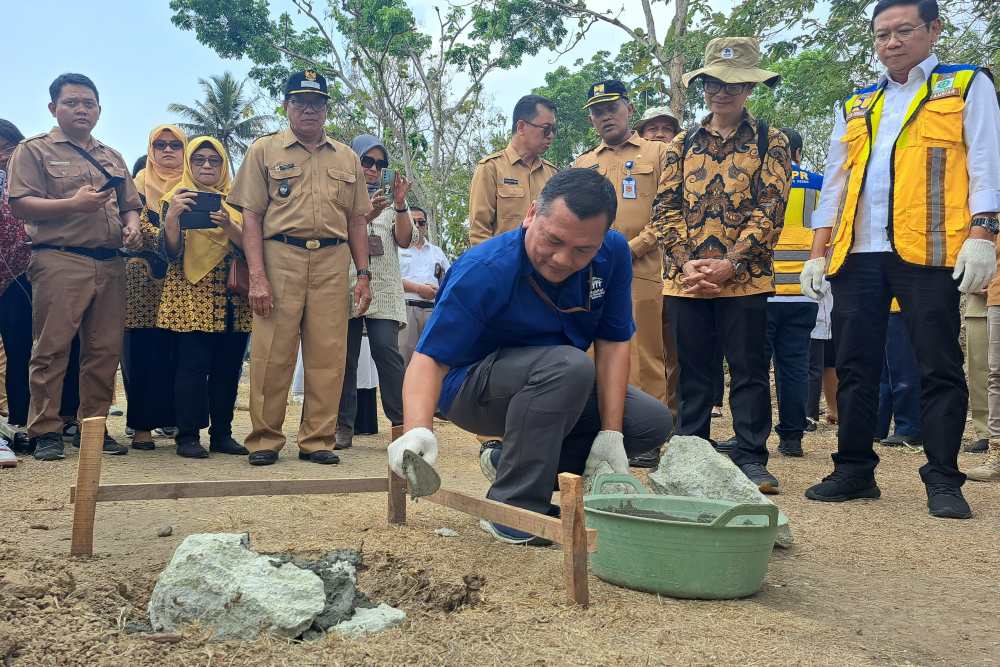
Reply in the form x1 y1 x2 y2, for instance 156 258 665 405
191 155 223 167
702 78 753 96
288 97 328 112
414 219 427 226
523 120 557 137
360 155 389 170
152 140 184 151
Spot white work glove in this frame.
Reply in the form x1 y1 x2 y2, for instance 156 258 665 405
952 238 996 294
387 427 438 478
583 430 630 477
799 256 828 300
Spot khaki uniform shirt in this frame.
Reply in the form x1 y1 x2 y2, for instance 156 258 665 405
7 127 141 249
228 128 372 240
468 143 557 247
573 133 668 281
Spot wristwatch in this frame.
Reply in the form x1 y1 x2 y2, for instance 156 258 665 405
394 206 408 213
971 216 1000 235
356 268 372 280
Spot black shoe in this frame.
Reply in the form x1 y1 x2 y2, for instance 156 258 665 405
131 440 156 451
805 417 818 433
73 432 129 455
61 421 79 441
738 462 779 494
714 437 738 454
777 438 804 457
926 485 972 519
299 450 340 464
32 432 65 461
249 450 278 466
209 436 249 455
805 471 881 502
628 448 661 468
11 432 33 454
965 438 989 453
176 439 209 459
880 433 922 448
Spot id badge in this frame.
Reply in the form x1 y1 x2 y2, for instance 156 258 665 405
368 233 385 257
622 176 637 200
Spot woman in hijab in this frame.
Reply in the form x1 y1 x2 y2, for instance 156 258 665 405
335 134 414 449
158 136 251 459
123 125 187 451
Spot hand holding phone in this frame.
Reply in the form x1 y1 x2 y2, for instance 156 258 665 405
98 175 125 192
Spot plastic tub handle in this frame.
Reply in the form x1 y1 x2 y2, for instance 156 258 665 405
589 473 647 495
709 503 779 528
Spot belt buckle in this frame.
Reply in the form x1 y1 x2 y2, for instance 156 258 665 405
305 239 320 250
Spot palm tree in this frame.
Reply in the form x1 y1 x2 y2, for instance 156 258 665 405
168 73 272 160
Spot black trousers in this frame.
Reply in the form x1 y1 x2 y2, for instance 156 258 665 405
765 301 819 441
173 331 249 443
123 327 176 431
807 338 826 421
670 294 772 466
0 275 80 426
829 252 965 487
337 317 405 433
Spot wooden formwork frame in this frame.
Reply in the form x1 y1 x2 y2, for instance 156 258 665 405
69 418 596 605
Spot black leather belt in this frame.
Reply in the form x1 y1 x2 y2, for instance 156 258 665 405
267 234 345 250
31 244 121 261
406 299 435 309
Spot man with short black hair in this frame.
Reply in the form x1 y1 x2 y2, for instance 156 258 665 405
398 206 450 367
390 168 672 545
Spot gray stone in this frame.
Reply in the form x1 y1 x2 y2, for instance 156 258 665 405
148 533 326 641
332 603 406 638
584 461 645 495
648 436 794 548
157 525 173 537
435 528 458 537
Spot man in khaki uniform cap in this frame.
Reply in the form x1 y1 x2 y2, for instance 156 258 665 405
8 72 143 461
229 69 373 466
574 80 670 425
468 94 559 247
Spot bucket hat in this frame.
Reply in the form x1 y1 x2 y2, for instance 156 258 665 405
681 37 780 88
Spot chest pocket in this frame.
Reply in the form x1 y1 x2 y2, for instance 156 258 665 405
627 161 656 198
497 183 526 223
45 163 84 198
327 168 357 208
918 95 964 146
268 165 302 206
842 117 869 168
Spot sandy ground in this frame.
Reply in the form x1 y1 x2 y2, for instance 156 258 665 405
2 380 999 667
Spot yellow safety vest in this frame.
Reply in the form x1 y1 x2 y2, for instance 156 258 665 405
774 166 822 295
827 64 985 276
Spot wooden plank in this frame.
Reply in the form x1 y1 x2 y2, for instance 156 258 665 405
71 477 388 502
387 467 407 525
390 425 404 442
558 473 590 606
423 486 597 552
70 417 106 556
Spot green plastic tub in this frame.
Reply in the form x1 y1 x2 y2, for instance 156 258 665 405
584 474 779 599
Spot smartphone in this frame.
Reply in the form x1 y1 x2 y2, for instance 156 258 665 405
179 190 223 230
98 175 125 192
379 168 396 201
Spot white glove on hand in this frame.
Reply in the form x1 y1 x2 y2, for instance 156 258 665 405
584 430 630 477
387 427 438 478
952 238 996 294
799 256 827 300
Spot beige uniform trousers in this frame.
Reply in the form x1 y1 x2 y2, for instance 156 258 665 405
399 304 433 369
27 251 125 437
247 241 351 454
632 276 666 404
965 293 988 439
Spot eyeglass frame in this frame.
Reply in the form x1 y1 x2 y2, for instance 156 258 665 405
526 266 592 314
287 97 329 112
190 155 224 167
152 140 184 151
522 119 558 137
701 77 754 96
872 22 929 45
360 155 389 170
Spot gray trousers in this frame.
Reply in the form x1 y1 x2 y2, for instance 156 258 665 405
399 304 432 368
446 345 673 514
338 317 405 434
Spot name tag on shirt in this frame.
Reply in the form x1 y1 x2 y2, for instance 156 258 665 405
502 178 519 185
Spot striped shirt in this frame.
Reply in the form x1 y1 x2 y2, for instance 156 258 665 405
348 207 413 326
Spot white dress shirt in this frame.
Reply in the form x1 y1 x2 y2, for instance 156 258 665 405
399 240 450 300
813 54 1000 253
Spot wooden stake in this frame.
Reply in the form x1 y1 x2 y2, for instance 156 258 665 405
387 466 407 525
558 473 589 607
70 417 106 556
390 424 404 441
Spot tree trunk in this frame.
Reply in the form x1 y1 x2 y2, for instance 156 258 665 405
668 0 689 121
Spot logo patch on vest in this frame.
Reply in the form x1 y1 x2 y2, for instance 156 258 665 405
589 276 605 300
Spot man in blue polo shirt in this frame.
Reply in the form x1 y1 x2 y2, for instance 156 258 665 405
388 168 673 545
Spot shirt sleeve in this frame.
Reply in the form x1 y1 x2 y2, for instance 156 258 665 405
116 159 142 213
811 106 849 230
964 71 1000 215
729 129 792 265
227 141 270 215
650 135 690 267
350 154 374 219
6 143 47 200
628 141 670 258
595 233 636 342
467 161 497 247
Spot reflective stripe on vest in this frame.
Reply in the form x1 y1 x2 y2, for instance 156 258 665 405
827 64 982 276
774 167 822 295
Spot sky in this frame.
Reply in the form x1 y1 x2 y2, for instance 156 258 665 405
4 0 646 166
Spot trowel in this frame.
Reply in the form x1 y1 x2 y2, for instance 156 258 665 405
401 449 441 499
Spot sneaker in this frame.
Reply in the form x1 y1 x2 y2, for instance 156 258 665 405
738 462 779 494
805 417 818 432
965 438 988 454
805 471 881 502
32 432 65 461
479 440 501 482
628 448 660 469
777 438 803 457
926 485 972 519
967 439 1000 481
61 421 80 441
0 440 17 468
176 439 209 459
73 432 129 455
154 427 179 438
881 434 922 449
209 436 249 455
714 437 737 454
479 519 553 546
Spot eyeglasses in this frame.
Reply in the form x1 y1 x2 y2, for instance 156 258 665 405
413 219 427 226
288 97 329 112
527 267 592 314
873 23 927 45
523 120 557 137
191 155 223 167
360 155 389 170
702 78 753 96
152 140 184 151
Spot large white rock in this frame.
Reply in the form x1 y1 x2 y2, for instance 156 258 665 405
333 603 407 638
148 533 326 640
648 436 794 548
